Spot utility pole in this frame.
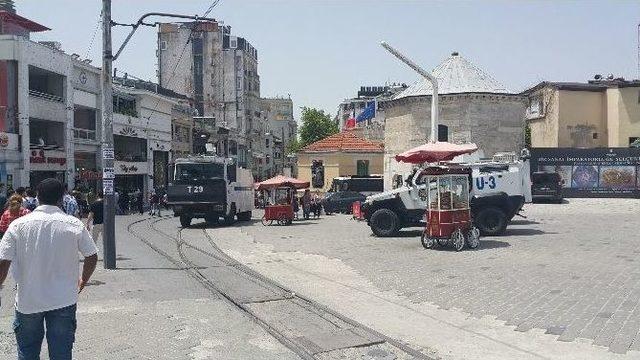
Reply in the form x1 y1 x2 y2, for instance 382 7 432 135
381 41 438 143
101 0 116 269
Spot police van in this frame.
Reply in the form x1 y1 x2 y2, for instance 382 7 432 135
167 156 253 227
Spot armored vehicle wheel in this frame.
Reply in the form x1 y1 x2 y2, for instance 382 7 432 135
261 216 272 226
224 205 236 225
369 209 399 237
205 214 219 224
180 215 192 228
475 207 507 236
467 227 480 249
452 229 465 251
237 211 252 221
421 233 435 249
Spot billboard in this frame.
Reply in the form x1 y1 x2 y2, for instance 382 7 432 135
530 148 640 198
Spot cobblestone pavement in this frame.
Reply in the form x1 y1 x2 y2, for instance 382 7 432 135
0 215 299 360
212 199 640 359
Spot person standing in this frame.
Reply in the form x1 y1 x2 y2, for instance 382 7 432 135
136 190 144 215
0 178 98 360
302 189 311 220
149 191 159 216
86 193 104 244
0 195 30 238
22 188 38 212
62 184 79 218
114 190 121 215
0 183 7 210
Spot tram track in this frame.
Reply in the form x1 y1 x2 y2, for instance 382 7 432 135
126 216 433 359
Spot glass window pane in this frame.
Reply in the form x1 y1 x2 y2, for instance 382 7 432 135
452 176 469 209
438 177 452 210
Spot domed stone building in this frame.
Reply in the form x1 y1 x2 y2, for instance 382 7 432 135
383 52 526 189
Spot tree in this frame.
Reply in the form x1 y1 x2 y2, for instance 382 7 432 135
285 137 302 155
298 107 338 148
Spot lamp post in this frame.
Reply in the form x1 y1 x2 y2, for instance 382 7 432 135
381 41 438 143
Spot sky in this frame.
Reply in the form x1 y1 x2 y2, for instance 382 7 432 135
17 0 640 121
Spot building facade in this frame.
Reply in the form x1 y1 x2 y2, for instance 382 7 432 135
297 132 384 193
112 78 191 195
260 97 297 177
383 52 526 190
158 21 264 176
0 10 104 190
522 78 640 148
337 84 407 142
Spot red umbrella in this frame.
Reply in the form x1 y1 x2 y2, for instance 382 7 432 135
395 142 478 164
256 175 310 190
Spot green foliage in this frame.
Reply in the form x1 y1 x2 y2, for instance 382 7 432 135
298 107 338 149
524 123 532 148
285 137 302 155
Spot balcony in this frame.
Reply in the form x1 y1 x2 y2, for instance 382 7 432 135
73 107 98 143
28 89 63 103
73 128 97 141
29 66 65 104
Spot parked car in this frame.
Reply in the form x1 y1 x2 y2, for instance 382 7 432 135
531 171 563 203
322 191 366 214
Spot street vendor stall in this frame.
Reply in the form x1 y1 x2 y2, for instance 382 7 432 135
255 175 309 226
396 142 480 251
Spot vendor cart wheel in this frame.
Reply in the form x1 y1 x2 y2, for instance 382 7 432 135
452 230 465 252
437 238 448 247
261 216 272 226
467 227 480 249
421 233 435 249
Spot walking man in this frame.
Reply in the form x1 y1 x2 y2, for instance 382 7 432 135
0 178 98 360
62 184 79 218
86 192 104 244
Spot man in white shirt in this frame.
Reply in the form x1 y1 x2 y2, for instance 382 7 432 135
0 178 98 360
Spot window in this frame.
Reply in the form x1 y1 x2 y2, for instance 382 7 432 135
160 41 167 50
356 160 369 176
527 95 544 118
592 133 598 140
265 138 270 148
311 160 324 188
438 125 448 142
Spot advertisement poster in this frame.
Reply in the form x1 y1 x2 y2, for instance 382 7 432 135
530 148 640 198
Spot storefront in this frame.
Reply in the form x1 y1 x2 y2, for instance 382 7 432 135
29 149 67 188
114 160 148 196
74 151 99 192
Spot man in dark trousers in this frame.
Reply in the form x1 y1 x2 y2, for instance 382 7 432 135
136 190 144 215
0 178 98 359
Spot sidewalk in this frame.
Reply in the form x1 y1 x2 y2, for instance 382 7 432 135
0 215 300 360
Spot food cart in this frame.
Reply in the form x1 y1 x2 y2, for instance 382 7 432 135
395 141 480 251
255 175 310 226
418 166 479 251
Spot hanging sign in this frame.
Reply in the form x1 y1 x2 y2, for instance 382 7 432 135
102 179 114 195
102 147 114 160
102 167 115 179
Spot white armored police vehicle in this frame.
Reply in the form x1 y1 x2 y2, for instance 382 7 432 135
361 151 532 237
167 156 254 227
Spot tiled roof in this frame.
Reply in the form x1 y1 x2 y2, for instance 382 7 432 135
395 52 509 99
300 131 384 153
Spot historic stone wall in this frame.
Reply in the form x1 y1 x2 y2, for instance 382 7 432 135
383 94 526 190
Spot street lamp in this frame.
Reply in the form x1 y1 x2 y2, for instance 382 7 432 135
380 41 438 143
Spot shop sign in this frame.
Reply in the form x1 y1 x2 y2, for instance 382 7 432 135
0 132 20 151
530 147 640 198
102 179 114 195
103 167 115 179
113 161 148 175
0 132 8 148
30 150 67 169
75 170 102 180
